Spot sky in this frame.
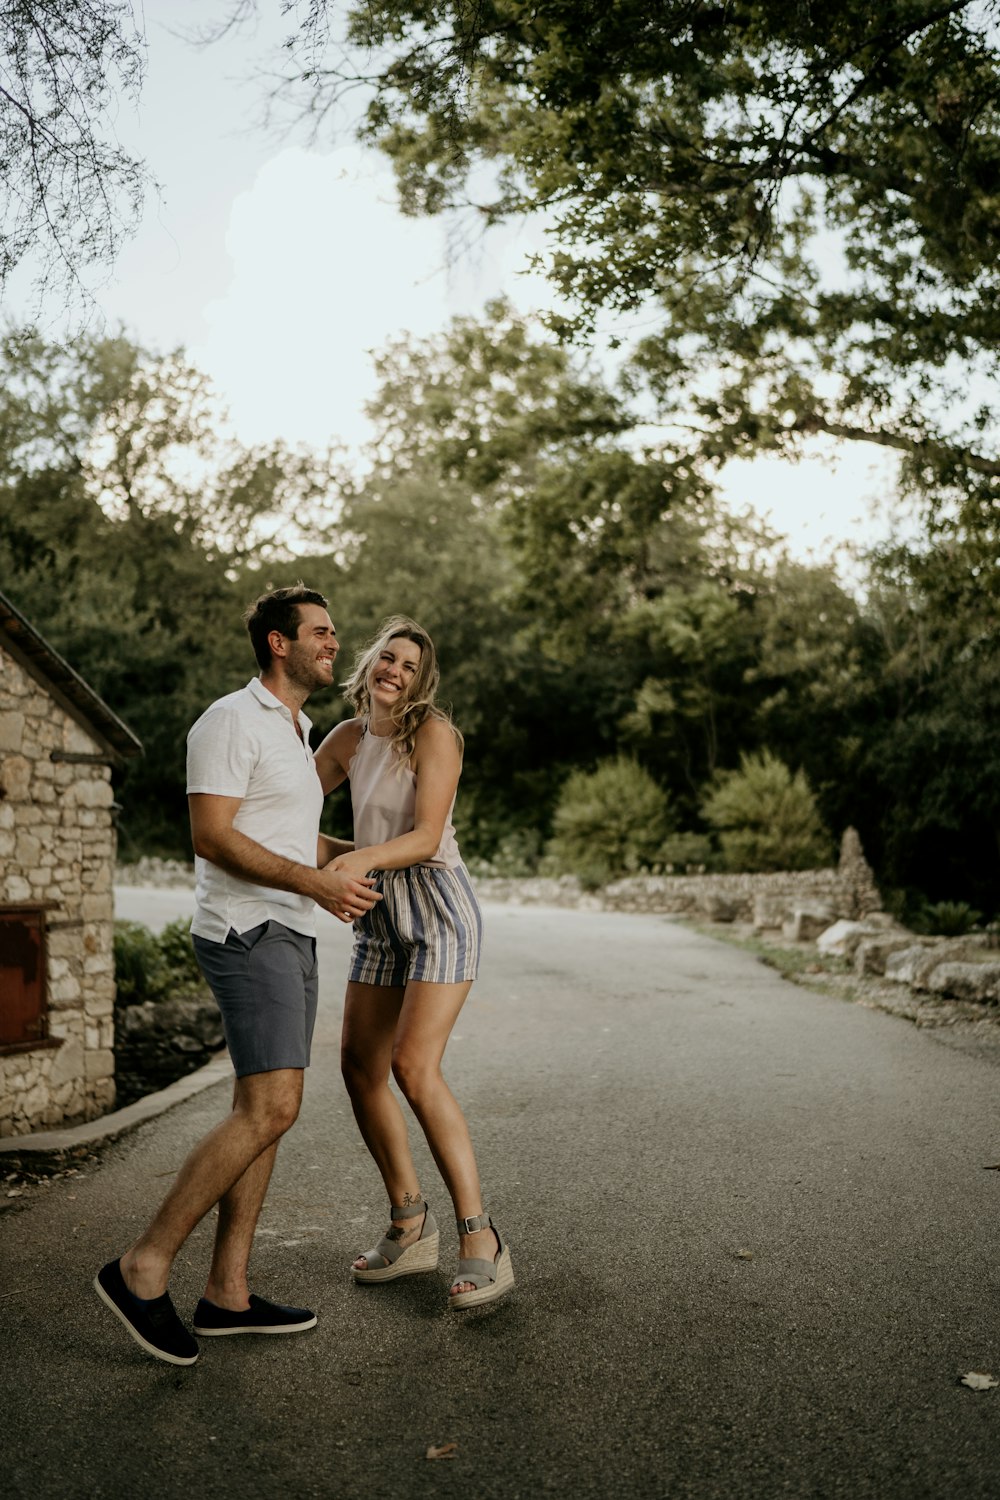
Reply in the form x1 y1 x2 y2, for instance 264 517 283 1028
17 0 903 568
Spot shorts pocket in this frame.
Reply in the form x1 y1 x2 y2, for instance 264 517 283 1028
227 921 270 952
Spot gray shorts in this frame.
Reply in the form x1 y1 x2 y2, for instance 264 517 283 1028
192 920 318 1078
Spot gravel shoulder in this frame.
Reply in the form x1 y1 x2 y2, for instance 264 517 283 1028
695 920 1000 1070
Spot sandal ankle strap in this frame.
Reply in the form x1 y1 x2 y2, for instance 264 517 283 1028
390 1199 427 1220
456 1211 492 1235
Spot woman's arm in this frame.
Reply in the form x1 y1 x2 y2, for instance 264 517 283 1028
189 794 377 922
318 833 355 864
313 717 364 795
330 717 461 876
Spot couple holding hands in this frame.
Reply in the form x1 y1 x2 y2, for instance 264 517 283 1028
95 583 512 1366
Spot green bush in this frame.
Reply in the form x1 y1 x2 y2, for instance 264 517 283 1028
156 917 206 988
657 832 714 872
467 828 544 878
113 918 204 1006
914 900 983 937
701 750 832 872
113 922 170 1006
545 757 672 884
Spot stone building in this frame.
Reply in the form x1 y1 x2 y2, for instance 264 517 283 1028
0 589 141 1136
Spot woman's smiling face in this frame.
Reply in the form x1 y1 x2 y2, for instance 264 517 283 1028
369 634 423 710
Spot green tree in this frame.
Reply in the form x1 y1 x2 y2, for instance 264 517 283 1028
853 532 1000 913
701 749 833 871
329 305 792 844
742 557 884 833
0 328 347 853
274 0 1000 542
322 309 636 848
616 583 754 797
0 2 149 301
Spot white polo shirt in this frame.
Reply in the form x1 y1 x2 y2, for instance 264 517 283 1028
186 678 325 941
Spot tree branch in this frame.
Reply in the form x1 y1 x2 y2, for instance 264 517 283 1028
791 412 1000 477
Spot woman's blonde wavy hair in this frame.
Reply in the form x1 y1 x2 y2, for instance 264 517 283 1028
344 616 462 768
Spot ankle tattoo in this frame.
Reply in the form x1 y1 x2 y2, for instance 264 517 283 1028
401 1191 422 1208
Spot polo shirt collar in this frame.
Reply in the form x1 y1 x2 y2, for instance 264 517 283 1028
247 676 313 736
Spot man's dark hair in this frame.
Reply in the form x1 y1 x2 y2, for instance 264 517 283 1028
243 583 329 670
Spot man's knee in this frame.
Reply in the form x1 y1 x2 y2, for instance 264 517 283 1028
236 1070 303 1141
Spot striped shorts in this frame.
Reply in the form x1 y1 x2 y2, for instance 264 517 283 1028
348 863 483 987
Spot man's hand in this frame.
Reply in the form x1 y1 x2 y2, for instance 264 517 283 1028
313 864 381 924
189 794 380 925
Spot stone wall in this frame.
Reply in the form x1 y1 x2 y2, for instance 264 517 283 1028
117 829 882 929
476 828 881 926
474 867 842 917
0 646 117 1135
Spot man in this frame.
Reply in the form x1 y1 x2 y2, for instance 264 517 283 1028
95 584 379 1365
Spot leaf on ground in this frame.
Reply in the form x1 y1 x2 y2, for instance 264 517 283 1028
426 1442 459 1460
735 1248 753 1260
959 1372 998 1391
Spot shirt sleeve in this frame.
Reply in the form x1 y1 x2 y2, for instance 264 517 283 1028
186 703 257 798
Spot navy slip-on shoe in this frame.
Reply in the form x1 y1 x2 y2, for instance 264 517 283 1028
193 1292 317 1336
94 1259 199 1366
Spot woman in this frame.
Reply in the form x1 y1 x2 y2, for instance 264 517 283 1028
314 616 513 1309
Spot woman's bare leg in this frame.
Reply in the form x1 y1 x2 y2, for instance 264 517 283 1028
341 980 426 1266
389 979 498 1293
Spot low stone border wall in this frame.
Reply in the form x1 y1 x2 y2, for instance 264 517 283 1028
114 857 196 888
832 924 1000 1004
115 860 867 924
115 850 1000 1006
62 855 986 1147
475 868 860 928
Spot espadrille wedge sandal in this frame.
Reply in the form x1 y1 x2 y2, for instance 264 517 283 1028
351 1200 439 1283
448 1212 515 1310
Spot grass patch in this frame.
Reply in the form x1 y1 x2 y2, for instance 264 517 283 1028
686 922 857 998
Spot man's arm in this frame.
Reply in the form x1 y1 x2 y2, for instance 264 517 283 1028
189 794 379 923
318 833 354 864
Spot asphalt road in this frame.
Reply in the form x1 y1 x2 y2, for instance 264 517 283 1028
4 892 1000 1499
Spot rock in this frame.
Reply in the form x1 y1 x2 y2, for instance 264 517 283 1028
926 962 1000 1004
48 1037 85 1087
860 912 901 931
854 934 921 977
884 943 936 984
837 827 883 917
884 939 987 991
752 893 789 933
783 904 837 943
112 992 224 1109
700 893 740 923
817 919 894 958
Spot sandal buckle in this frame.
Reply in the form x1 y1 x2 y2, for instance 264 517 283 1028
457 1213 489 1235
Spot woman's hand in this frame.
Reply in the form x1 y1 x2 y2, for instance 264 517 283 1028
327 848 378 880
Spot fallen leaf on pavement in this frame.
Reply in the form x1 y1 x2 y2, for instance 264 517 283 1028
426 1442 459 1460
735 1248 753 1260
959 1372 998 1391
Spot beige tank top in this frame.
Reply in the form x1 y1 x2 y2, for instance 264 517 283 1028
348 727 462 870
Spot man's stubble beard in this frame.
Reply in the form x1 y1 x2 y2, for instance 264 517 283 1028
284 647 334 698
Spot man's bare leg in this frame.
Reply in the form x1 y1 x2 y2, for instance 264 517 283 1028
202 1141 278 1310
119 1068 303 1300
